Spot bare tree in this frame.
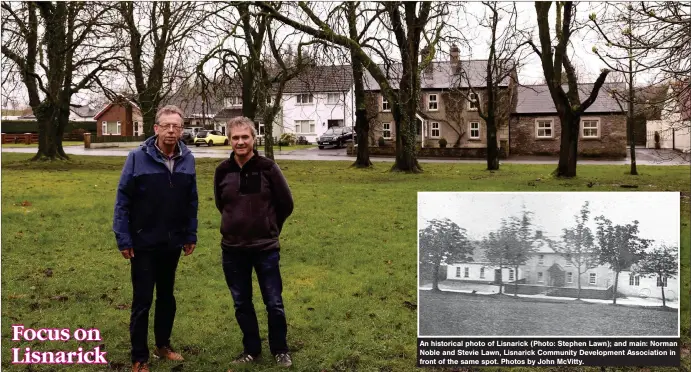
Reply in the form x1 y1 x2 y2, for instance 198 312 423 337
556 202 599 300
2 2 119 160
529 2 611 177
258 1 449 173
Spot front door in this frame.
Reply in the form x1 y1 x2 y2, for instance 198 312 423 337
134 121 139 137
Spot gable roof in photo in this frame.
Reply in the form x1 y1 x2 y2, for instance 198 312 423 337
93 97 141 121
514 83 626 114
70 105 99 118
283 64 354 94
363 60 513 91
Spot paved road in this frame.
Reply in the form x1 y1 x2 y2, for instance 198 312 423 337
3 145 690 165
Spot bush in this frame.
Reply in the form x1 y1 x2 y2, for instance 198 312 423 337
438 137 447 148
378 136 385 147
279 133 296 146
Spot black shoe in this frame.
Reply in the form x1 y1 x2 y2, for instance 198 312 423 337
230 352 258 364
275 353 292 367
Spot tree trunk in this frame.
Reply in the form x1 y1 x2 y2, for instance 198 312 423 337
351 51 371 168
391 103 421 173
32 102 68 161
486 117 499 170
263 112 275 160
628 72 637 175
140 94 158 138
514 265 519 297
432 262 441 291
556 112 579 177
612 271 620 305
660 276 666 307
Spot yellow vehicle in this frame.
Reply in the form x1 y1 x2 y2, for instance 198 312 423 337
193 130 228 146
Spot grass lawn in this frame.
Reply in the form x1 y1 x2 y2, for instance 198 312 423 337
419 290 678 336
1 141 83 148
1 153 688 371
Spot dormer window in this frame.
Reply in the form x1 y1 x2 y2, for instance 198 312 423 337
382 96 391 112
296 94 314 105
468 92 478 111
428 94 438 111
224 96 242 107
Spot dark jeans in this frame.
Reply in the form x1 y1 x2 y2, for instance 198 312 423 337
130 247 182 363
222 249 288 356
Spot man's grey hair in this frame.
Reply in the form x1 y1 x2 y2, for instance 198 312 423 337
155 105 184 124
227 116 257 139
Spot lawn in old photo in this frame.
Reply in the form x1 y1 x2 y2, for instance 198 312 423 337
1 153 689 371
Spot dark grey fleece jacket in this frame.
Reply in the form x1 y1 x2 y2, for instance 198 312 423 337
213 150 293 251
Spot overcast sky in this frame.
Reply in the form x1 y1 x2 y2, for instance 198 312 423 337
418 192 680 250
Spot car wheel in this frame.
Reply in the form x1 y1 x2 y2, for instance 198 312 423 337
224 139 229 145
318 146 324 150
208 140 213 146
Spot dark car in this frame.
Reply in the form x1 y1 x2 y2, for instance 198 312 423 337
317 126 354 149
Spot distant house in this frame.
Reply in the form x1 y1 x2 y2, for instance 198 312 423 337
94 98 143 137
69 106 99 122
363 45 517 150
163 88 225 134
213 79 284 139
617 271 679 301
509 83 628 158
645 81 691 152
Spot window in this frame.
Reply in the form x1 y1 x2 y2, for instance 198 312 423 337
537 272 543 283
382 96 391 112
104 121 121 135
567 272 573 284
480 267 485 279
327 119 344 128
565 254 573 266
327 93 340 105
382 123 392 139
536 119 553 138
538 254 544 265
456 267 461 278
629 274 641 286
469 122 480 139
266 96 273 105
296 94 314 105
102 121 107 135
657 276 668 287
258 122 265 136
224 96 242 107
464 267 469 278
589 273 597 285
428 94 438 111
582 119 600 138
468 92 478 110
430 122 440 138
294 120 315 134
509 269 515 281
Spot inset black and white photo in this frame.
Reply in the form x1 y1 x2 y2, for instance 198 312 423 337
418 192 680 337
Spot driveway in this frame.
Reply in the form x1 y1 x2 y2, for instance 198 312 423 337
3 145 690 165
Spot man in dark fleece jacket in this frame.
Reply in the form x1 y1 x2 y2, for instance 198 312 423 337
214 117 294 368
113 105 197 372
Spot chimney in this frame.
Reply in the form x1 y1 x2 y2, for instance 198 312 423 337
450 44 459 65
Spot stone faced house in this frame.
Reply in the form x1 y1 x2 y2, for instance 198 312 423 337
362 51 517 153
510 84 627 158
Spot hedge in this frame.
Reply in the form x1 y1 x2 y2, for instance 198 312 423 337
0 120 97 134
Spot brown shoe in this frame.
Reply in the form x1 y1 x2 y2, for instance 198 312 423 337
153 345 184 361
132 362 150 372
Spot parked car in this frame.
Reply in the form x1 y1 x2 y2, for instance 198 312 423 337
181 128 195 144
194 130 228 146
317 126 354 149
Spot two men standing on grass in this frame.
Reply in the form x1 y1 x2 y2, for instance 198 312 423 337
113 108 294 370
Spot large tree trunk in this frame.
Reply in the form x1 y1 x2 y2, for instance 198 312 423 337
513 265 519 297
612 271 620 305
432 262 441 291
556 112 579 177
660 276 666 307
486 117 499 170
140 92 159 138
32 102 68 161
628 72 637 175
577 269 582 300
351 52 372 168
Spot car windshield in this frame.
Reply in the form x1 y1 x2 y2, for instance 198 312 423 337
196 131 208 137
324 127 341 135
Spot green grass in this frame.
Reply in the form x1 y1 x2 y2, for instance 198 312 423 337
419 290 678 336
1 153 689 371
1 141 83 148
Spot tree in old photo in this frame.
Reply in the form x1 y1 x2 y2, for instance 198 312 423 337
556 201 600 300
419 218 472 292
636 244 677 307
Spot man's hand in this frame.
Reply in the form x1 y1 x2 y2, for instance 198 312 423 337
183 243 196 256
121 248 134 259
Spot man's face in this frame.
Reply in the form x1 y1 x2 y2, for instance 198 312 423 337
154 113 183 146
230 125 254 157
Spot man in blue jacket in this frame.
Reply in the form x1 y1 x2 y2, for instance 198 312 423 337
214 117 294 368
113 105 198 372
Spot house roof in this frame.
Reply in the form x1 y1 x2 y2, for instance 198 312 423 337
363 60 512 91
283 65 354 94
214 108 243 120
94 98 141 121
454 236 557 265
70 105 99 118
514 83 627 114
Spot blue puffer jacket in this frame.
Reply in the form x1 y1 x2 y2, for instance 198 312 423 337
113 136 198 251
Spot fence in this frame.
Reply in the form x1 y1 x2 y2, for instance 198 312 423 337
646 121 691 152
1 133 39 144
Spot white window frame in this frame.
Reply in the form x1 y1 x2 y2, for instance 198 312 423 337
296 94 314 105
102 121 107 135
538 254 544 265
463 267 469 278
535 119 554 138
326 93 340 105
455 267 461 278
509 269 515 281
589 273 597 285
468 92 478 111
294 120 315 134
258 122 265 137
480 267 485 279
581 118 600 138
430 122 440 138
266 96 273 105
381 96 391 112
567 272 573 284
537 272 543 283
224 96 242 107
382 123 392 140
116 121 121 135
427 93 438 111
469 121 480 139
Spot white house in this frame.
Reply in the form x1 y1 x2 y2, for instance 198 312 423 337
617 272 678 301
280 65 355 143
646 83 691 152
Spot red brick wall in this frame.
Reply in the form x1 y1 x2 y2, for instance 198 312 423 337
96 104 134 136
509 114 627 158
